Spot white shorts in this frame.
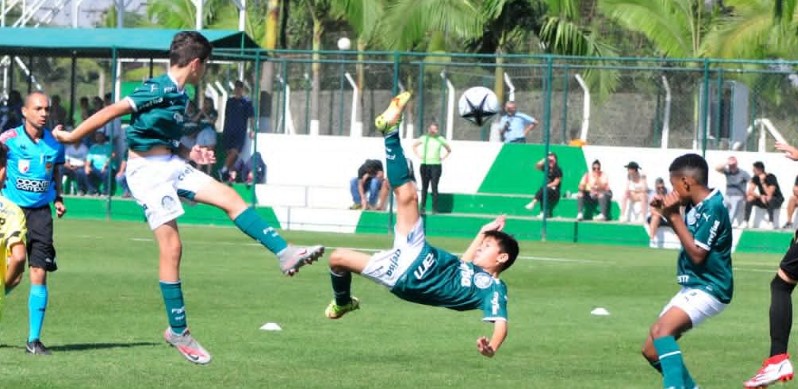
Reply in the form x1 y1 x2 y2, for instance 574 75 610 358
659 287 727 327
361 218 426 288
126 154 214 230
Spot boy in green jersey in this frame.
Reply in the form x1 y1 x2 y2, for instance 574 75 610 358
643 153 733 388
52 31 324 365
324 92 519 357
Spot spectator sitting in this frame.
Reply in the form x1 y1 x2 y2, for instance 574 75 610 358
715 156 750 227
784 175 798 229
742 161 784 229
115 151 131 198
193 99 218 175
85 132 112 195
350 159 389 211
620 161 648 223
524 152 562 218
63 141 89 195
1 90 22 132
47 95 68 130
647 177 672 240
576 159 612 221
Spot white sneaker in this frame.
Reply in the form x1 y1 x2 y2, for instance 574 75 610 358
744 353 794 388
740 221 749 229
576 212 584 221
524 202 535 210
594 214 606 221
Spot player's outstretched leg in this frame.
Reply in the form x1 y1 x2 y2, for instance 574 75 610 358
325 248 370 319
744 273 796 388
375 92 418 236
195 180 324 276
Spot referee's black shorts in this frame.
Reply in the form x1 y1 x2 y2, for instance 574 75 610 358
21 205 57 272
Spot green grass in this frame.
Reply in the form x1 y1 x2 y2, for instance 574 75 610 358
0 219 785 388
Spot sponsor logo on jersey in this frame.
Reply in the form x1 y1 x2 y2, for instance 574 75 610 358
173 112 184 124
385 249 402 277
677 275 690 283
491 292 500 315
474 272 493 289
15 177 49 192
18 159 29 173
413 252 435 280
459 262 474 287
707 219 720 246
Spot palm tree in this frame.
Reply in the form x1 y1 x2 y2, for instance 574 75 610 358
702 0 798 59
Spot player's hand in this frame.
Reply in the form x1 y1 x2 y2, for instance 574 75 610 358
52 125 75 144
189 144 216 165
660 192 682 214
480 215 506 233
54 200 66 218
476 337 495 358
776 142 798 161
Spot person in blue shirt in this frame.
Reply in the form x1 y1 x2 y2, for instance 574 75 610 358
0 91 67 356
85 131 112 195
498 101 537 144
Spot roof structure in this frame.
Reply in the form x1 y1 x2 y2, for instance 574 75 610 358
0 27 261 58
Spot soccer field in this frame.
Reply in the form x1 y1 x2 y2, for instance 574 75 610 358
0 218 785 388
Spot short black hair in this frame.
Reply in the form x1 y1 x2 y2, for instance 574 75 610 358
483 230 519 272
592 159 601 166
169 31 212 67
669 153 709 186
753 161 765 171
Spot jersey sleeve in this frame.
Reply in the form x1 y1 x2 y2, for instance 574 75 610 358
693 204 724 251
481 282 508 322
125 80 162 113
3 205 27 250
518 113 537 125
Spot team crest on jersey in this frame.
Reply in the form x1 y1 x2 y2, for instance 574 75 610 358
45 162 53 173
18 159 29 173
474 272 493 289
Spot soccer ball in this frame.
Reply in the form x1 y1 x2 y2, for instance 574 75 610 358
458 86 500 126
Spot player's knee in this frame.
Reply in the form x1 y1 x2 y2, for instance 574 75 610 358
329 248 347 268
649 323 668 339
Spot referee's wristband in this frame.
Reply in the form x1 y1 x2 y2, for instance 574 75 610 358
54 195 64 203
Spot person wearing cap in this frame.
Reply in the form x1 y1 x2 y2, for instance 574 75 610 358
575 159 611 221
621 161 648 223
742 161 783 229
714 156 750 227
524 152 562 217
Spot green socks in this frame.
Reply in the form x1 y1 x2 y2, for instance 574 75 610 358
384 130 413 188
653 336 694 388
160 281 187 334
233 207 288 255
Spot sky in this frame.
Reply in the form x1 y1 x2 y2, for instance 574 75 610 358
9 0 146 28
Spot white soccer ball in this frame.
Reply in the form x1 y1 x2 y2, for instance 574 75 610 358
458 86 500 126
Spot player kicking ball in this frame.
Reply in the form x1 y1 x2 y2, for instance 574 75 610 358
52 31 324 364
642 153 733 388
323 92 519 357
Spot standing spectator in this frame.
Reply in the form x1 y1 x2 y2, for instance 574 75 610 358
524 152 562 218
62 141 89 195
742 161 784 229
85 132 112 196
784 175 798 229
498 101 537 143
715 156 750 227
220 80 253 182
576 159 612 221
0 91 67 355
1 90 23 132
620 161 649 223
349 159 388 210
47 95 68 130
647 177 672 240
412 122 451 214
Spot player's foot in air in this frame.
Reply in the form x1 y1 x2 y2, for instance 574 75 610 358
375 92 412 133
325 297 360 319
25 339 51 355
163 328 212 365
278 245 325 276
744 353 794 388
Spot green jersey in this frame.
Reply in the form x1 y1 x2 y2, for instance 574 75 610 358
124 74 189 152
391 243 509 322
418 134 448 165
677 189 733 303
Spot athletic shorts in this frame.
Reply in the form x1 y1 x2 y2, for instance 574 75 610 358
361 218 426 289
222 130 246 152
22 205 57 272
779 230 798 280
126 154 214 230
659 287 727 327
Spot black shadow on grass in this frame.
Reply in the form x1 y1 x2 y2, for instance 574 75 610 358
48 342 160 352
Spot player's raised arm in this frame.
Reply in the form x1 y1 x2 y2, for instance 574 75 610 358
477 319 508 358
53 100 132 144
462 215 506 262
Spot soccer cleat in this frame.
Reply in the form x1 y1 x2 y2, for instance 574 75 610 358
278 245 325 276
576 212 584 221
744 353 794 388
25 340 51 355
374 92 412 133
163 328 212 365
783 222 794 230
325 297 360 319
